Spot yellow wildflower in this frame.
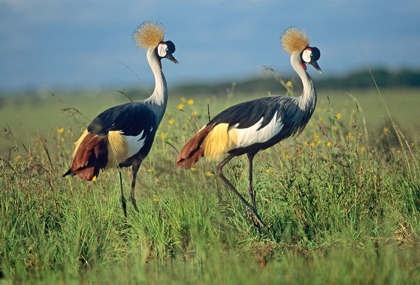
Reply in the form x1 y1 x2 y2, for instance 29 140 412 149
383 127 389 134
14 155 21 162
160 132 164 139
310 142 315 147
58 128 64 133
360 146 366 152
206 171 212 176
192 110 197 116
285 155 289 159
177 104 184 110
92 176 97 181
147 169 153 173
327 142 331 147
168 118 174 125
318 116 323 121
180 97 187 102
61 137 65 142
191 167 197 171
153 198 159 202
187 99 194 105
285 81 293 88
336 113 341 119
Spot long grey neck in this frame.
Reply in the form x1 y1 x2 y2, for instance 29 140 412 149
290 53 317 112
143 48 168 119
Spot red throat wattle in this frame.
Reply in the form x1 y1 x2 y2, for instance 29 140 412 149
300 62 307 70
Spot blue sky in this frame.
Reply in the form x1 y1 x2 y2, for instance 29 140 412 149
1 0 419 91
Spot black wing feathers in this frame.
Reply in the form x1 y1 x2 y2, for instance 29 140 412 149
209 97 281 130
88 102 157 136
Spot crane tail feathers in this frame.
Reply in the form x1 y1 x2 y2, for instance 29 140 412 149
63 132 108 181
176 124 215 169
62 168 73 177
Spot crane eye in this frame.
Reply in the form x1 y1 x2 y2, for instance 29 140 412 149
301 49 312 63
157 43 168 57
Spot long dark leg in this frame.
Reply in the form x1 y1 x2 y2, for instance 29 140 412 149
216 154 267 229
247 152 257 210
118 167 127 218
246 152 262 234
130 159 142 212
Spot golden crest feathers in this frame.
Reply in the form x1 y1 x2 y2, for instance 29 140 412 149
133 21 165 49
281 27 309 54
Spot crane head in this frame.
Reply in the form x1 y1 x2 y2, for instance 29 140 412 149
301 47 322 74
281 27 322 74
157 40 179 66
133 21 178 68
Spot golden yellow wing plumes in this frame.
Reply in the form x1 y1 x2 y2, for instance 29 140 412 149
133 21 165 49
281 27 309 54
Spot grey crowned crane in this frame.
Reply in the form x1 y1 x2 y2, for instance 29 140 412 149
63 22 178 217
176 27 321 230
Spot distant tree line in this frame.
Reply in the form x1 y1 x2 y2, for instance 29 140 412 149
169 68 420 96
316 68 420 89
2 67 418 100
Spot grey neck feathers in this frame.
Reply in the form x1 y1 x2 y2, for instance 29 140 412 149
290 53 317 112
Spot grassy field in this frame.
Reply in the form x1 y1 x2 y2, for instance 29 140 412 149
0 85 420 283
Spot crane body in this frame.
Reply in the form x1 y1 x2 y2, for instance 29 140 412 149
177 27 321 230
63 22 178 217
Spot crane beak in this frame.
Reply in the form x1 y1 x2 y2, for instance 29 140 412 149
166 53 179 64
310 61 322 74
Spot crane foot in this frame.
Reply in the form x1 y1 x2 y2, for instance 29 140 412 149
245 206 267 230
121 195 127 218
245 206 276 237
130 196 140 212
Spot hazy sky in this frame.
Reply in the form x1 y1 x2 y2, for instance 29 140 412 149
1 0 419 91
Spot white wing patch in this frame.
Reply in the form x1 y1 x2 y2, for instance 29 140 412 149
230 111 283 148
124 131 146 160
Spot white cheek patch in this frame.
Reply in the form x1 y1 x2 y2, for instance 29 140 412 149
231 112 284 148
302 49 312 63
157 44 167 57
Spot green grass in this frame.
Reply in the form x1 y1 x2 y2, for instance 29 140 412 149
1 86 420 283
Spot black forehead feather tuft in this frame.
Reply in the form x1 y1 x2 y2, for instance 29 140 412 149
311 47 321 61
165 41 176 54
